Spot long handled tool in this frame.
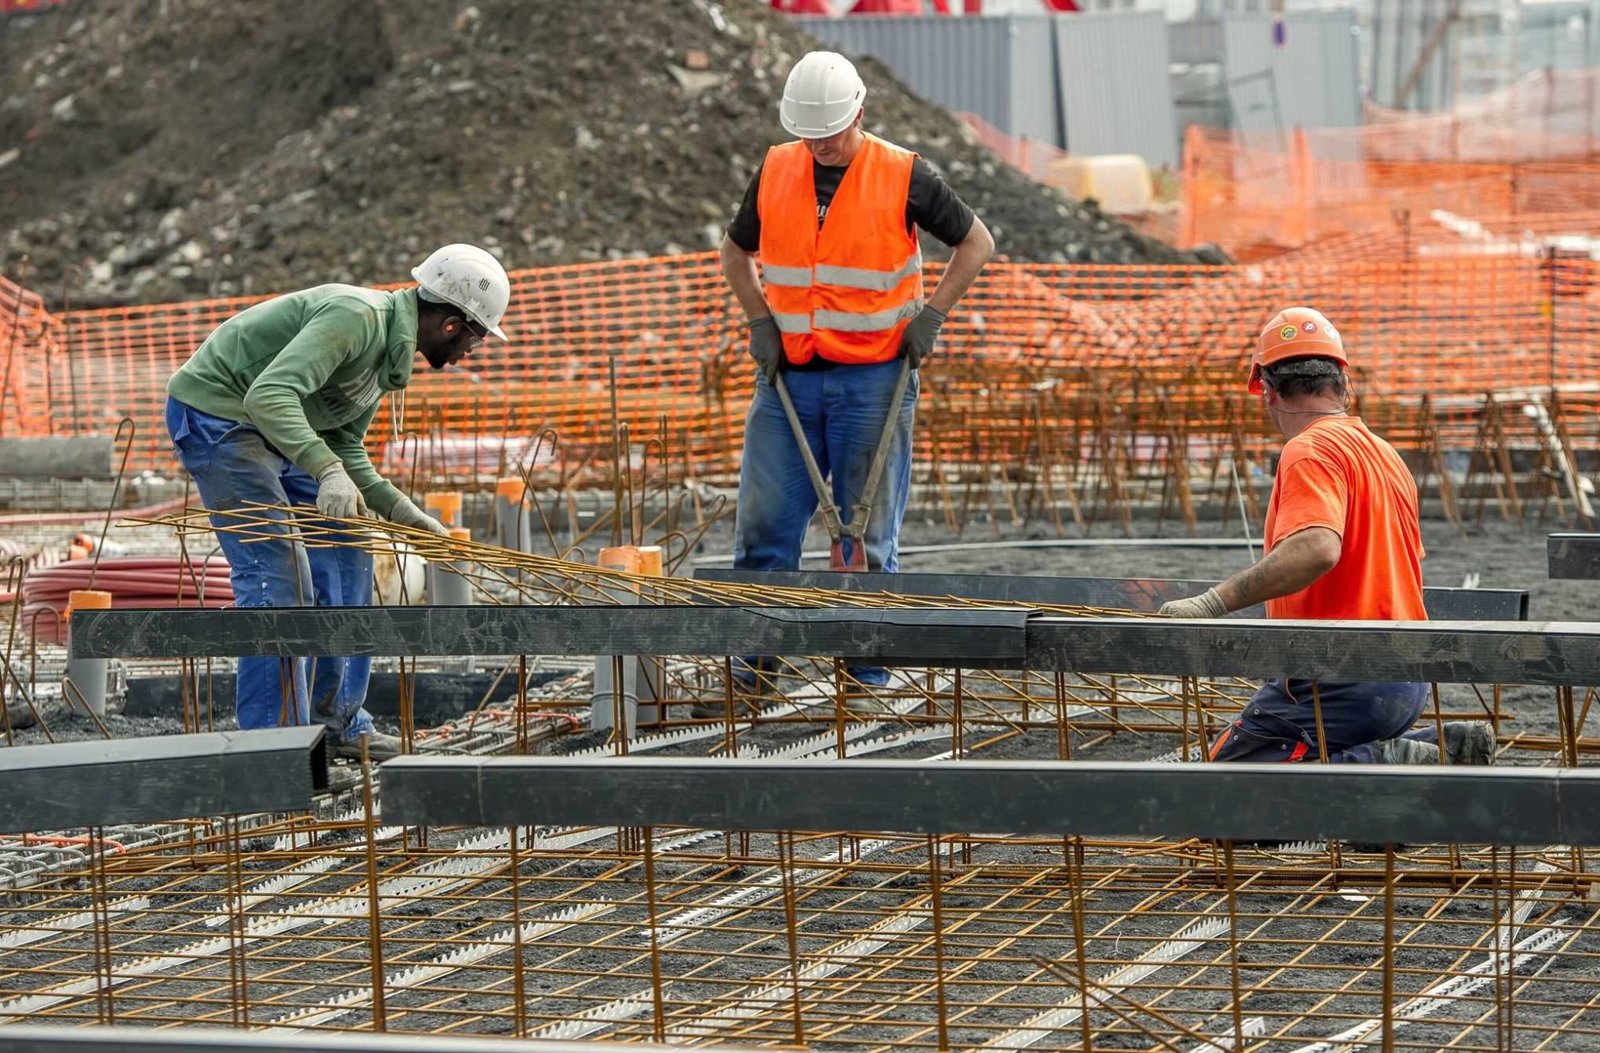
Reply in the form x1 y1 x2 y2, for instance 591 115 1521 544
772 358 912 572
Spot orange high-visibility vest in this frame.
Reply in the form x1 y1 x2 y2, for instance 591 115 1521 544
757 134 923 367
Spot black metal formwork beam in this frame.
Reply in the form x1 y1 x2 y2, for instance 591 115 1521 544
69 606 1030 663
0 727 328 835
71 607 1600 685
0 1025 719 1053
694 568 1530 621
1024 617 1600 685
381 755 1599 847
1549 533 1600 580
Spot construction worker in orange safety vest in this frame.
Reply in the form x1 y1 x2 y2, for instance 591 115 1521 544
1159 307 1497 768
714 50 994 713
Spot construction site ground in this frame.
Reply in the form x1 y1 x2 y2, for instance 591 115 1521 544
0 509 1595 1049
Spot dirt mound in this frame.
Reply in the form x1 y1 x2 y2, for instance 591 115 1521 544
0 0 1218 307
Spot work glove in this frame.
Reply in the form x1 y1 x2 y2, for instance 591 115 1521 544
747 316 783 385
900 305 947 369
315 464 368 519
1158 588 1228 619
387 496 451 536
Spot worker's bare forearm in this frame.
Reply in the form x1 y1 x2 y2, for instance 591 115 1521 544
926 216 995 314
1214 527 1342 611
719 235 771 322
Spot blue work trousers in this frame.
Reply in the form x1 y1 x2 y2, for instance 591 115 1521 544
1210 679 1435 763
165 396 375 742
733 361 918 687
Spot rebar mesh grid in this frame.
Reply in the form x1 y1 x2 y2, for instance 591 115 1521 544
3 811 1599 1050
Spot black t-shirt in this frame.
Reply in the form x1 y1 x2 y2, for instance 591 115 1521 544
726 155 976 254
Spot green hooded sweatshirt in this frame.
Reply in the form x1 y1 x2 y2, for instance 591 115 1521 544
167 285 418 517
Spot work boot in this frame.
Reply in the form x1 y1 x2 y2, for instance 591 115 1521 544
839 691 895 717
689 674 774 720
1369 737 1440 765
1442 721 1497 766
333 730 404 763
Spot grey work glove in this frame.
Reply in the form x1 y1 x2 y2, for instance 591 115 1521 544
900 305 947 369
315 463 368 519
747 316 783 384
1158 588 1228 619
387 495 450 536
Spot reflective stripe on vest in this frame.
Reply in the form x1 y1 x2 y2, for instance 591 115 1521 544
760 264 813 288
814 300 922 333
771 312 812 334
815 256 922 293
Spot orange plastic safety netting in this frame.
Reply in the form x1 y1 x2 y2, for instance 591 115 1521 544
2 251 1598 488
0 272 64 440
1180 134 1600 261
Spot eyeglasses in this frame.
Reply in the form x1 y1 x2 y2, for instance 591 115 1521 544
455 317 488 350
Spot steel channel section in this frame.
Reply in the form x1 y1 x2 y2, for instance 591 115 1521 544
381 756 1598 847
70 606 1030 663
1548 532 1600 580
72 607 1600 686
1024 617 1600 684
0 1025 726 1053
0 727 328 835
694 568 1529 621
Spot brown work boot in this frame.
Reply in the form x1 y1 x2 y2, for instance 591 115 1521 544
333 730 404 763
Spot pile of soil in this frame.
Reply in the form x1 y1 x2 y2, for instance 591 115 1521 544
0 0 1219 308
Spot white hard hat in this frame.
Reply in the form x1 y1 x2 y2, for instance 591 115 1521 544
779 51 866 140
411 243 510 340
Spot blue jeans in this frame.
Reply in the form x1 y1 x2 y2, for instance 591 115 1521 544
733 361 918 688
166 396 375 742
1210 679 1434 763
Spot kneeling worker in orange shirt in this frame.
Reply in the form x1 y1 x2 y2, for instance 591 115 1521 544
1159 307 1495 765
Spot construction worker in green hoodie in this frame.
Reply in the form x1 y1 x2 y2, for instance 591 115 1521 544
164 244 510 760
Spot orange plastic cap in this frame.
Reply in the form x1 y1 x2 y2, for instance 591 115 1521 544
424 492 463 523
67 589 112 613
636 545 664 576
597 545 641 573
448 527 471 542
494 478 526 503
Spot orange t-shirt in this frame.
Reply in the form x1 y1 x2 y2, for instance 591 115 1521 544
1263 416 1426 621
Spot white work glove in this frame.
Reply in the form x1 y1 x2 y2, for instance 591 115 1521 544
315 464 368 519
1158 588 1227 619
387 496 450 536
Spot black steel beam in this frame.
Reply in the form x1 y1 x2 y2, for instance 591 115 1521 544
381 755 1597 847
1024 617 1600 684
1549 533 1600 580
70 606 1029 663
0 727 328 835
695 568 1529 621
0 1025 713 1053
72 606 1600 684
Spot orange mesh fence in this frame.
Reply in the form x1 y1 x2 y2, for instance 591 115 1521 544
0 271 64 439
1180 123 1600 261
3 252 1599 497
953 112 1069 187
1178 71 1600 260
1362 70 1600 163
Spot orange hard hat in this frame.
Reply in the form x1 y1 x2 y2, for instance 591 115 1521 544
1249 307 1347 395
